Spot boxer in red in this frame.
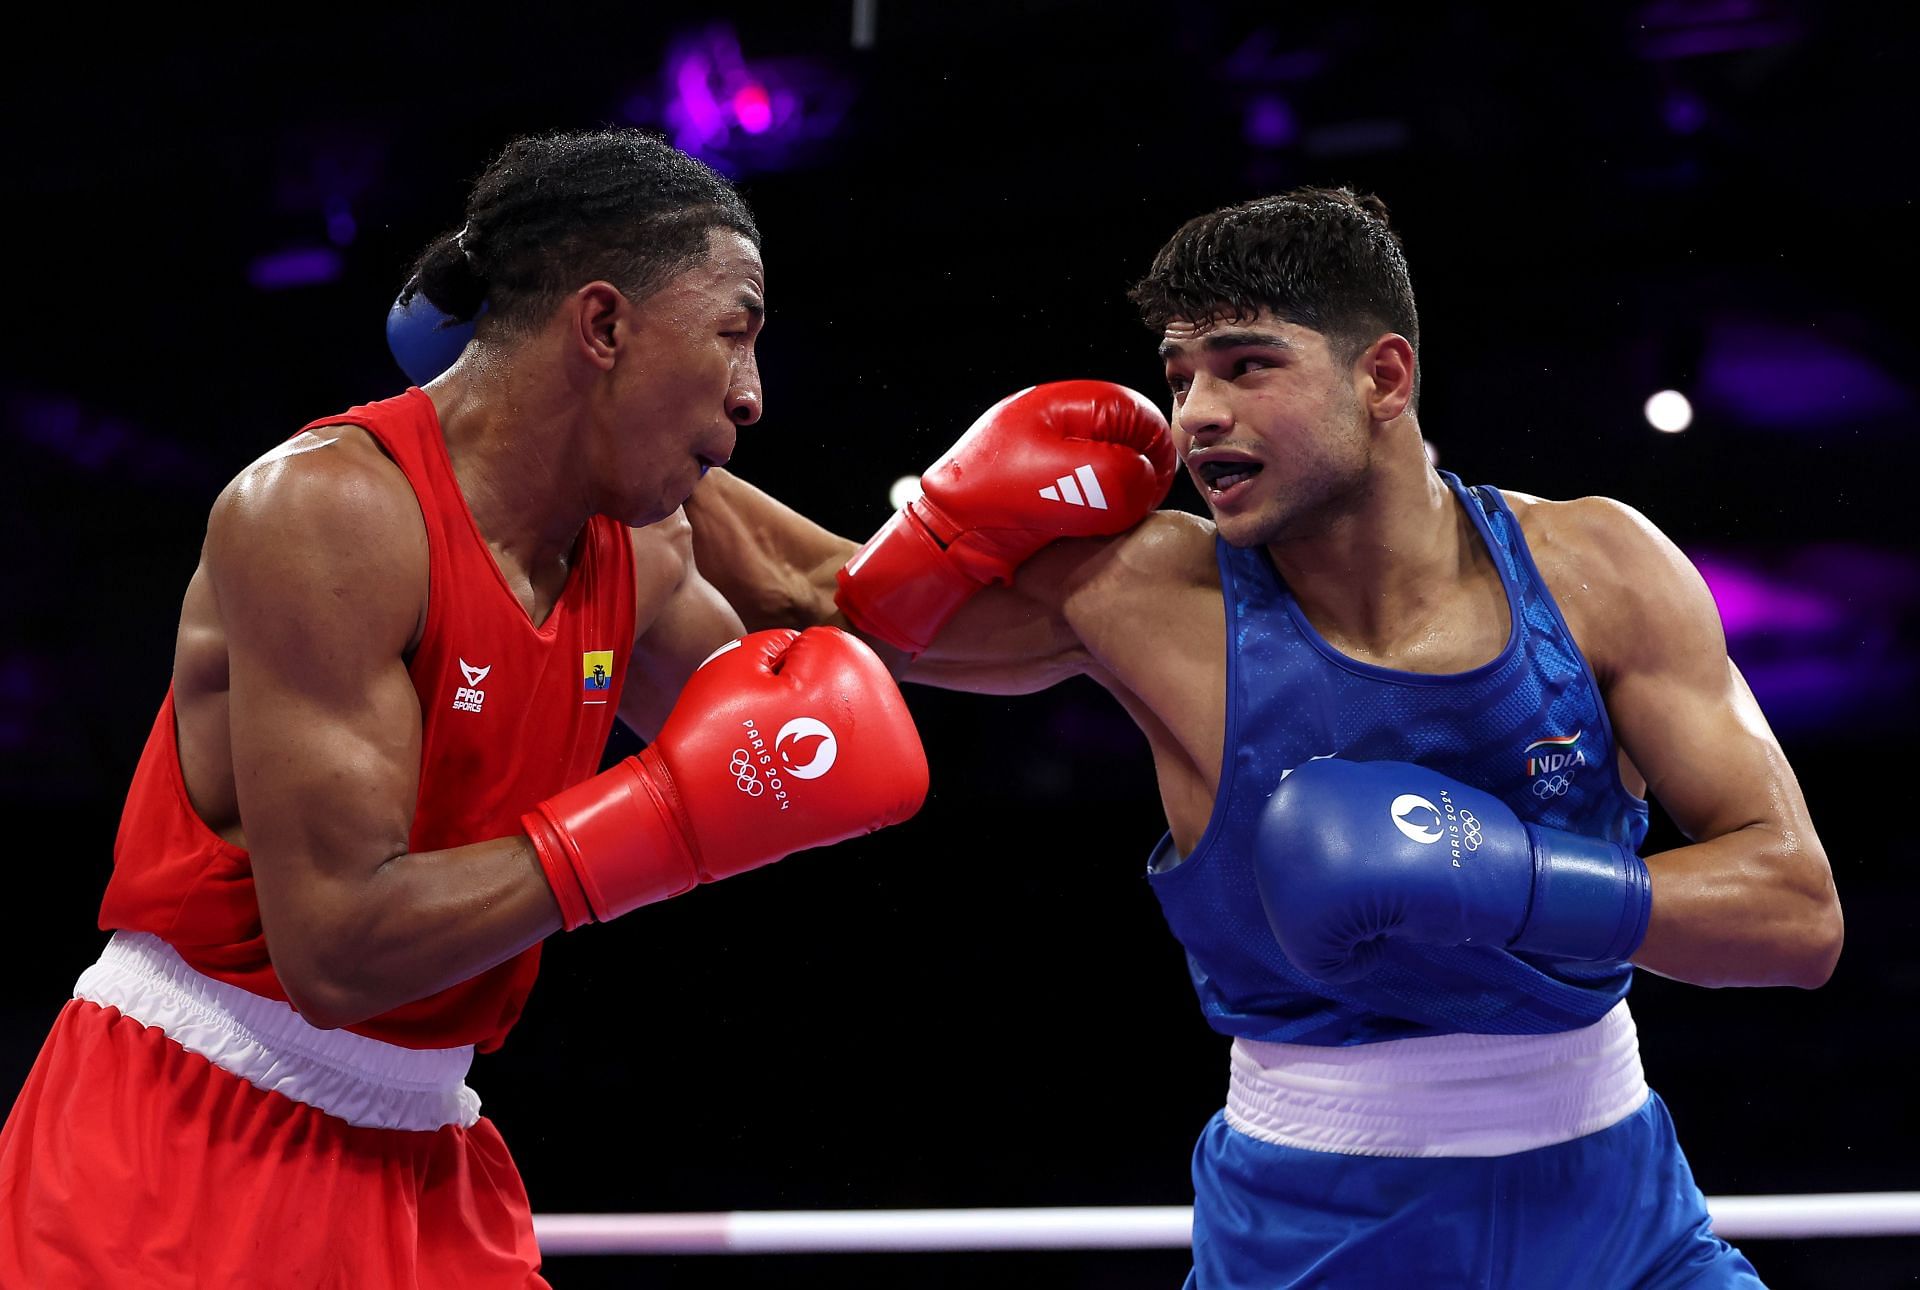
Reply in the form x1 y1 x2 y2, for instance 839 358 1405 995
0 129 932 1288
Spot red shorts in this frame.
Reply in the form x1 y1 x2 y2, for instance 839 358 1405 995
0 999 548 1289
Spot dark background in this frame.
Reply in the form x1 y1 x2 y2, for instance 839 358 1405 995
4 4 1916 1287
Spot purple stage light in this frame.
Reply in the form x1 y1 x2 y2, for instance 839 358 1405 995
1662 90 1708 135
672 45 728 151
1635 1 1800 60
629 24 851 175
1244 95 1297 149
733 84 773 134
1688 545 1920 734
7 391 213 485
1691 554 1845 636
1222 30 1330 84
325 195 357 247
1698 319 1909 429
248 246 343 291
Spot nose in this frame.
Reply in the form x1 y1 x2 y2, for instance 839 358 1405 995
728 353 762 426
1176 370 1233 441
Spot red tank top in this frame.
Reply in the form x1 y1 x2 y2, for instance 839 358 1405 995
99 389 637 1051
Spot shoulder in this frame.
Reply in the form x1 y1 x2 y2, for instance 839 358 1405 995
1109 508 1219 576
1007 510 1220 669
206 427 426 637
1500 489 1720 679
1501 489 1697 595
211 427 418 550
1043 507 1219 597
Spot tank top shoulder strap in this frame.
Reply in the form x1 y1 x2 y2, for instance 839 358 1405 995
1440 472 1525 591
1464 480 1557 624
299 388 450 524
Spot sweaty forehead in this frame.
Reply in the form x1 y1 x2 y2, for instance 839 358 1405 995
652 230 765 308
692 229 764 294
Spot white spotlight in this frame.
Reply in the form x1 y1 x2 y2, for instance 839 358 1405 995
1644 390 1693 433
1422 439 1440 466
888 475 923 511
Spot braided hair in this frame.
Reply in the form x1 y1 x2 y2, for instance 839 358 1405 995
402 128 760 336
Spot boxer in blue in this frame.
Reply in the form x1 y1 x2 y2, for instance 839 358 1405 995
397 187 1843 1287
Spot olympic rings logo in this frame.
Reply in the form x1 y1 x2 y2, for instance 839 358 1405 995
1532 775 1571 799
1459 810 1483 851
729 749 765 796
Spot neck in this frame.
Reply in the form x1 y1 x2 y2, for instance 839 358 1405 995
1265 420 1477 651
423 337 595 576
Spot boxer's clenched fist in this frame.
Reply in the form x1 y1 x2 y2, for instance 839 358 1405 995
836 381 1175 654
523 627 929 927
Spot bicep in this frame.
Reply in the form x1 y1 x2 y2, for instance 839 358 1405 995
1596 519 1816 847
227 638 424 904
1612 648 1810 844
208 467 427 957
1593 520 1839 984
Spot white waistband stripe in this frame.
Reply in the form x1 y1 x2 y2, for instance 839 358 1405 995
1224 1000 1648 1158
74 932 480 1132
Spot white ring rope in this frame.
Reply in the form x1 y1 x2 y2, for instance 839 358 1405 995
534 1194 1920 1255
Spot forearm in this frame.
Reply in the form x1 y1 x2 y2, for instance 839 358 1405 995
271 835 563 1030
684 467 854 632
1634 823 1842 988
686 468 1096 693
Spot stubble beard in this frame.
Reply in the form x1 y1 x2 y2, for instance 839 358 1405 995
1218 439 1374 549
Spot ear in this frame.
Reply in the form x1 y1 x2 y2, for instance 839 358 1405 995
568 281 628 371
1356 333 1416 422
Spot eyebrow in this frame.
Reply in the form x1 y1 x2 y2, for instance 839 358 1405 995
1158 329 1296 360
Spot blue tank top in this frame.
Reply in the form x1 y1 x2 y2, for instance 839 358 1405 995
1147 473 1650 1046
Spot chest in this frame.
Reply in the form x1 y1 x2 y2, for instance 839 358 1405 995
1102 539 1615 854
405 553 635 849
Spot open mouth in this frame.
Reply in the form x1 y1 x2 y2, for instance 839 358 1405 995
1194 457 1264 496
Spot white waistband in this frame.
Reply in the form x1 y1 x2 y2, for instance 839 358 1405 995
1224 1000 1648 1158
74 932 481 1132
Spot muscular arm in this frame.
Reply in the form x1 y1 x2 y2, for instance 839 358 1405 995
210 442 563 1030
682 468 853 635
685 468 1224 846
684 466 1090 693
1551 498 1843 988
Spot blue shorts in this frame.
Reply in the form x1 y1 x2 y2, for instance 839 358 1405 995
1186 1092 1762 1289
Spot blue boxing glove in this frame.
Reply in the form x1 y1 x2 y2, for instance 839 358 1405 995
385 288 479 386
1255 759 1651 984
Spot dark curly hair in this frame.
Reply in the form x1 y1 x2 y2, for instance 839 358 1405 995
401 128 760 335
1129 187 1420 404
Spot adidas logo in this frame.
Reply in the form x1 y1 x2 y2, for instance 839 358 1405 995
1038 464 1108 509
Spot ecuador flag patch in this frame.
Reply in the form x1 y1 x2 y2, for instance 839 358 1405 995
582 650 615 702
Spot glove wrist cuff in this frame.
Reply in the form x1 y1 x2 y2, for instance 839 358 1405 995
522 750 701 927
1513 827 1653 962
835 506 985 655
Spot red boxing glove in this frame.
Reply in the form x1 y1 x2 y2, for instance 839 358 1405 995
522 627 928 929
836 380 1175 654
